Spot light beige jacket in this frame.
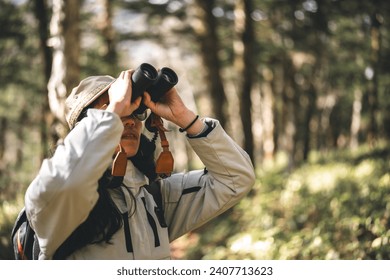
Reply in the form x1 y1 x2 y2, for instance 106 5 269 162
25 109 255 259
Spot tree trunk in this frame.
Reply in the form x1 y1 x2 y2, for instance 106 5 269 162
234 0 256 164
47 0 80 141
33 0 53 160
0 117 7 161
383 87 390 140
99 0 117 71
350 87 362 149
366 13 381 144
64 0 81 90
16 107 28 168
260 80 274 162
302 85 316 161
282 58 297 170
192 0 227 128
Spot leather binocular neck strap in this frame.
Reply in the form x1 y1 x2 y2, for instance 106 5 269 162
150 113 174 177
112 144 127 177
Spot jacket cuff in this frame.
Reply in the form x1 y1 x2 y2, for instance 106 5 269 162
186 119 215 139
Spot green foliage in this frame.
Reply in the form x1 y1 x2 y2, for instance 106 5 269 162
0 1 43 89
0 1 26 86
186 144 390 259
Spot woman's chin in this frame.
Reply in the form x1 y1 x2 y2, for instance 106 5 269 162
120 139 139 157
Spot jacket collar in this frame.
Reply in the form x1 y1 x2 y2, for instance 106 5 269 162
123 160 148 190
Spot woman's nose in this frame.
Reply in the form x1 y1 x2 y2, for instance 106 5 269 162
123 117 136 127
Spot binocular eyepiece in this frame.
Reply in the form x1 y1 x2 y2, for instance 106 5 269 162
131 63 178 114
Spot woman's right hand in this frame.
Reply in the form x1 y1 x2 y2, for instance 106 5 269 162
106 70 142 117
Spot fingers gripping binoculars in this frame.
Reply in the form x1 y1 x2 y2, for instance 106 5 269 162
130 63 177 177
131 63 178 115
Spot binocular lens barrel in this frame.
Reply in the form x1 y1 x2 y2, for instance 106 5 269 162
132 64 178 115
131 63 158 101
141 64 157 80
160 67 178 86
148 67 178 102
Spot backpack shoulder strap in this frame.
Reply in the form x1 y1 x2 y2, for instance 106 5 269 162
144 181 163 209
143 181 167 228
11 207 27 239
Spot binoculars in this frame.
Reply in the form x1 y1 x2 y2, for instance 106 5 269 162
131 63 178 115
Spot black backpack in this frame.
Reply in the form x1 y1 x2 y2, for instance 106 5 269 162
10 183 165 260
11 207 40 260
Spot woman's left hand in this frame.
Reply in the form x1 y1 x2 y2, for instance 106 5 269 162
143 88 204 135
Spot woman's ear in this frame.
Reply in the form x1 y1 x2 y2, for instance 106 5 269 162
90 91 110 109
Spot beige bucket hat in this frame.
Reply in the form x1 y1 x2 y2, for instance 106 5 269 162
65 75 115 129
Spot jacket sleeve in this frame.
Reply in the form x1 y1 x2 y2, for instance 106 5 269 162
24 109 123 259
161 118 256 241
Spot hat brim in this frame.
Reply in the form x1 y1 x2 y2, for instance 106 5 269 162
65 76 116 129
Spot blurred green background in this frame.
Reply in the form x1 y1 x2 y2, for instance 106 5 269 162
1 0 389 259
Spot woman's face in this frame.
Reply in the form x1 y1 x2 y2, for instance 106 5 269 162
89 92 143 157
119 115 143 157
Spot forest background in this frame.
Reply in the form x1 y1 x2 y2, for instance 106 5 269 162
0 0 389 260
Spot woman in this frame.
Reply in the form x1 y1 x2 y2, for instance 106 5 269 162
25 69 255 259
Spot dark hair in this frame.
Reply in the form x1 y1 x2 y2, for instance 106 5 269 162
129 133 158 182
53 133 158 259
